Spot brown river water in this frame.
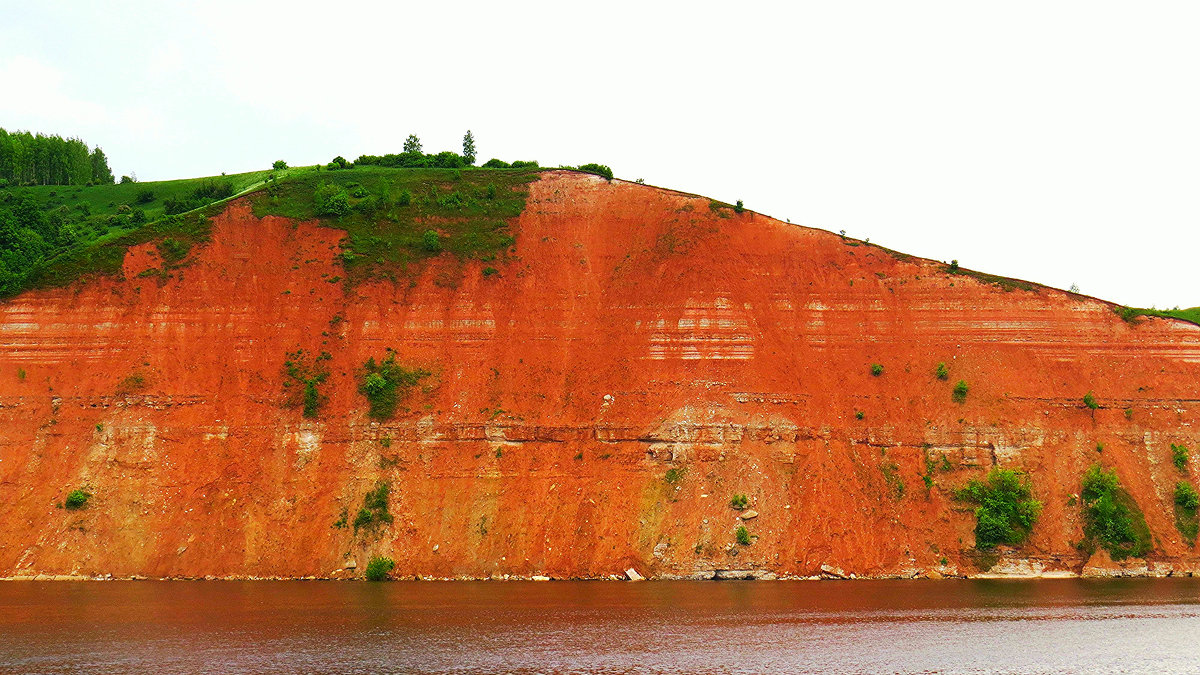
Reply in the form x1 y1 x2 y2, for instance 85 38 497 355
2 579 1199 674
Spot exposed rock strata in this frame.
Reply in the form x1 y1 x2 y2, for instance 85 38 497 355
1 171 1198 579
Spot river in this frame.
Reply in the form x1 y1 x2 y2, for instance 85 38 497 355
2 579 1199 674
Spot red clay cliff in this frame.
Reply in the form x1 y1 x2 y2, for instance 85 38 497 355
1 171 1198 579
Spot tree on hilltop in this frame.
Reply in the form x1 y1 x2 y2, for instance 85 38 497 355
462 130 476 165
403 134 422 154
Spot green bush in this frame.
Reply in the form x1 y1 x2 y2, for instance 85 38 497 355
1083 391 1099 411
1080 464 1151 560
1176 482 1199 544
870 363 884 377
664 467 685 484
64 488 91 510
421 229 441 253
953 380 970 404
157 237 191 263
956 468 1041 549
735 525 751 546
730 494 749 510
510 160 539 169
482 266 499 277
577 163 613 180
734 200 744 213
273 160 288 170
313 183 350 217
282 349 331 418
935 362 949 380
365 556 395 581
353 481 394 532
359 351 430 420
1172 444 1189 472
135 189 156 204
482 158 510 168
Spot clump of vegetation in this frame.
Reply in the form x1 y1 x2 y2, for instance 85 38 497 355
115 372 147 395
332 508 348 529
956 468 1042 549
156 237 191 264
870 363 884 377
854 410 864 420
1083 391 1099 411
1174 481 1199 544
1080 464 1151 560
734 200 745 214
273 160 288 170
1172 444 1189 472
353 481 394 532
664 467 686 484
282 349 331 418
63 488 91 510
880 460 906 500
735 525 752 546
575 163 613 180
1114 306 1200 327
935 362 949 380
952 380 970 404
365 555 395 581
730 494 749 510
359 350 430 420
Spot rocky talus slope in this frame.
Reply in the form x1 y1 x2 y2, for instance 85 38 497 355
1 171 1197 579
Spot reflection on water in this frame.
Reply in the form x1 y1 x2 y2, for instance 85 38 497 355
2 579 1199 674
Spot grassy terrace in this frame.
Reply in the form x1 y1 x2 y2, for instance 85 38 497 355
250 166 538 285
2 165 538 295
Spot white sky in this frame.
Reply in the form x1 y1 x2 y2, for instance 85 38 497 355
2 0 1197 308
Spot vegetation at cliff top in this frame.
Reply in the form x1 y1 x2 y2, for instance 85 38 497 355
0 127 114 187
359 351 430 420
365 555 395 581
1080 464 1152 560
1116 305 1200 327
956 468 1042 549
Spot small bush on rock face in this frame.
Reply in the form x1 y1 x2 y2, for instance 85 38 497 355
1172 444 1189 472
422 229 441 253
953 380 970 404
870 363 884 377
730 494 749 510
1175 481 1199 544
1083 391 1099 411
64 488 91 510
359 351 430 420
956 468 1041 549
935 362 949 380
365 556 395 581
735 525 751 546
1081 464 1151 560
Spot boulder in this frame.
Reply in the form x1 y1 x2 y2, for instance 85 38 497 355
625 567 644 581
739 510 759 520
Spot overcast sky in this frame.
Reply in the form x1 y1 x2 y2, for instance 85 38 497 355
2 1 1197 308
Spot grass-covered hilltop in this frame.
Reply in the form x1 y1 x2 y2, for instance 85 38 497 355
0 126 1193 326
0 128 611 297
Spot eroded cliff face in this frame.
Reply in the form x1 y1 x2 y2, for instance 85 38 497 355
1 171 1198 580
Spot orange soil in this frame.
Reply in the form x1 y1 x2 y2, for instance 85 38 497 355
1 171 1198 579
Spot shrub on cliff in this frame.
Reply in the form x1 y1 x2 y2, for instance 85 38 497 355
282 349 331 418
63 488 91 510
365 556 395 581
735 525 752 546
935 362 949 380
577 163 613 180
953 380 970 404
730 494 749 510
1172 444 1189 472
353 481 394 532
358 351 430 420
1175 481 1199 544
313 183 350 217
870 363 884 377
1083 391 1099 411
1080 464 1151 560
956 468 1041 549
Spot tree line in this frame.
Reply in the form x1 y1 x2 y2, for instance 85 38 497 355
0 127 114 187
